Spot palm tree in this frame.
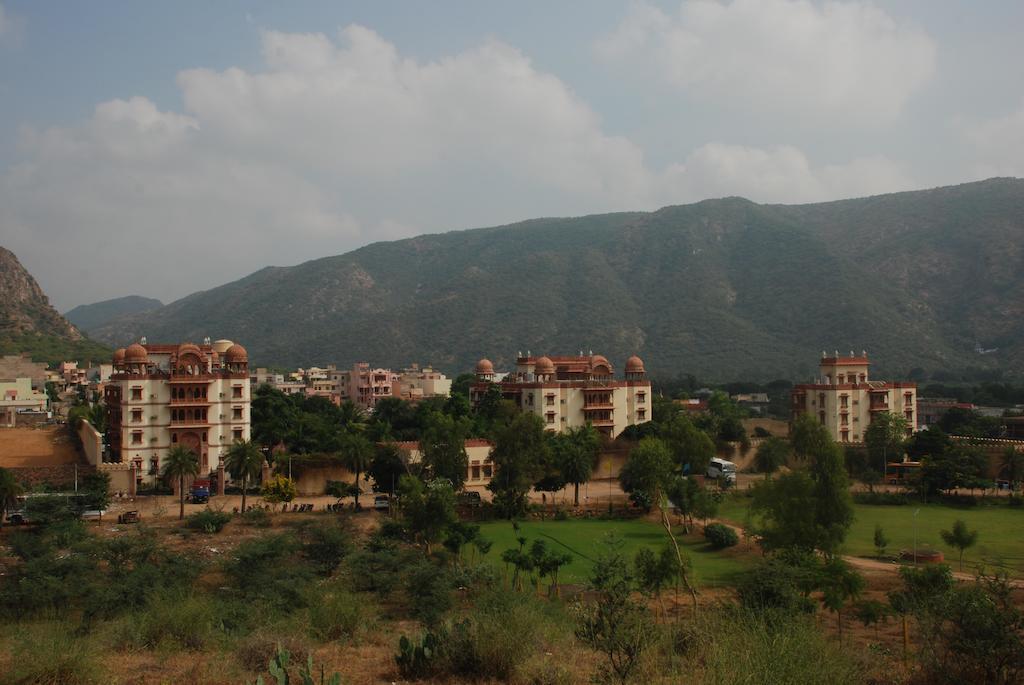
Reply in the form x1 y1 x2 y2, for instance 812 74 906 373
342 432 373 509
224 440 264 513
162 446 200 520
0 467 24 528
339 400 368 433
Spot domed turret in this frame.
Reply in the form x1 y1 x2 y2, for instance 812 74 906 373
535 356 555 377
177 342 203 358
589 354 612 377
625 355 645 374
475 358 494 378
124 343 148 365
112 348 126 366
225 343 248 363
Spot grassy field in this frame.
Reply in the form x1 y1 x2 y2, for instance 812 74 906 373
478 517 750 587
718 495 1024 575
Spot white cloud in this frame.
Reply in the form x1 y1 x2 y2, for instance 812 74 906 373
597 0 936 123
664 143 914 203
0 25 915 309
962 98 1024 177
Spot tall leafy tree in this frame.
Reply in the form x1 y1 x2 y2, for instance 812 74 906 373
162 446 200 520
224 439 264 512
420 411 470 489
399 475 456 554
619 437 674 512
1000 446 1024 489
556 425 600 506
790 412 833 461
661 416 716 475
251 385 298 448
487 412 549 518
341 432 374 508
368 442 410 494
754 436 791 479
864 412 909 474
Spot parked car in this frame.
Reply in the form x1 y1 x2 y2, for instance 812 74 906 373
188 486 210 504
373 494 390 511
457 491 482 507
706 457 737 484
117 510 140 524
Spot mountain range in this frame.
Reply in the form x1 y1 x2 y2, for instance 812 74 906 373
65 295 163 333
74 178 1024 381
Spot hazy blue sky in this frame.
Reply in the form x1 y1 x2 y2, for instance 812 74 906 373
1 1 1022 310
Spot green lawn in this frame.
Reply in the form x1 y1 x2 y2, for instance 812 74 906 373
477 518 749 587
718 495 1024 575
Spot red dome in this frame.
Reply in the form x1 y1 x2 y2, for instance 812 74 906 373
535 356 554 375
225 343 248 362
625 355 645 373
124 343 148 364
112 348 126 365
590 354 612 372
475 358 494 375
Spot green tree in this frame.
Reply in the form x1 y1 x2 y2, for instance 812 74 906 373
754 436 790 479
250 385 298 448
919 444 988 496
420 411 470 489
368 442 409 494
1000 446 1024 489
940 519 979 572
556 425 600 506
819 558 865 642
575 538 657 685
162 446 200 520
399 475 456 554
341 432 374 509
224 439 264 512
0 467 24 528
261 474 298 509
864 412 909 474
873 524 889 558
618 437 673 511
790 413 833 461
487 412 549 518
660 415 716 475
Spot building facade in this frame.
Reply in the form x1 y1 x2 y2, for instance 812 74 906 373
791 353 916 443
396 363 452 401
394 439 495 487
470 352 652 438
105 339 251 486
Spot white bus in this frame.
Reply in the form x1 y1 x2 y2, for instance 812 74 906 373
706 457 737 484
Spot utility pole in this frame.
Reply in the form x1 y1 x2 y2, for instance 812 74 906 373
913 508 920 564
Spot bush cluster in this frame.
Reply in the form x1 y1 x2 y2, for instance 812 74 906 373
704 523 739 549
186 508 232 533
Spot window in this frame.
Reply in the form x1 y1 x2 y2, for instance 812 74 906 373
637 409 646 421
232 386 243 399
232 407 243 420
841 414 848 426
637 392 646 404
131 388 142 401
546 394 555 406
483 464 493 478
131 432 143 445
233 429 243 441
841 430 849 443
471 465 481 480
819 411 826 425
171 433 177 443
546 413 555 424
131 409 142 423
840 395 848 408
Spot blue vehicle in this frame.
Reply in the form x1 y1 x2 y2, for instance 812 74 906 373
188 486 210 504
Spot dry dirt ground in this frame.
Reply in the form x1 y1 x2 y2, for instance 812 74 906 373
0 426 80 467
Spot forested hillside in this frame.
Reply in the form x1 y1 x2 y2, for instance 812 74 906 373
91 178 1024 381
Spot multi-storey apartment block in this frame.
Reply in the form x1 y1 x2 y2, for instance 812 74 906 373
470 352 651 438
105 339 251 486
791 352 916 443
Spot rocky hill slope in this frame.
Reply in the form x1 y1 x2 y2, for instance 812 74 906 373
0 247 110 365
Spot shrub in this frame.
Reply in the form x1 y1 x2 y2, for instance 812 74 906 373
406 561 453 626
235 635 309 673
186 508 232 533
222 534 314 611
737 559 817 615
704 523 739 549
300 520 353 576
241 508 271 527
117 592 219 651
9 623 105 685
347 546 407 597
693 607 864 684
308 588 364 642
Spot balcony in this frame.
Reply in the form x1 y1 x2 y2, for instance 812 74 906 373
170 418 208 427
170 396 209 405
584 402 615 410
